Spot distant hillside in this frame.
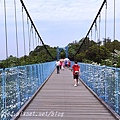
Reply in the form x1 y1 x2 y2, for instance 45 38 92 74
0 38 120 68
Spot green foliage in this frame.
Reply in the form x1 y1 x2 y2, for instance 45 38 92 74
68 38 120 68
117 57 120 67
104 39 120 52
0 45 56 68
0 37 120 68
85 45 111 63
59 49 66 59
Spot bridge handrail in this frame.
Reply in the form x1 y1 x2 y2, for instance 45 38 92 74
0 61 55 120
78 62 120 116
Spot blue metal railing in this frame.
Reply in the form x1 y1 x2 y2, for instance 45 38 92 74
78 62 120 116
0 61 55 120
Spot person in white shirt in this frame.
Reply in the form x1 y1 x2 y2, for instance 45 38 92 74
56 60 60 74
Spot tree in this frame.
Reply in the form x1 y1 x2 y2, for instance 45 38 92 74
85 45 111 63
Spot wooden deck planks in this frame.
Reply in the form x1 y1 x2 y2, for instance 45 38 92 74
16 68 118 120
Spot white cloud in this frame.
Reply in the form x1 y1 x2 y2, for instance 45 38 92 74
20 0 120 26
0 0 22 22
0 0 120 59
1 0 119 22
23 0 104 22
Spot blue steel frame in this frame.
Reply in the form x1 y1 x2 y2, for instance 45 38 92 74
57 46 68 60
1 61 120 119
0 61 55 120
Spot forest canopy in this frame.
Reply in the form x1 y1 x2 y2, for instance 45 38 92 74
0 37 120 68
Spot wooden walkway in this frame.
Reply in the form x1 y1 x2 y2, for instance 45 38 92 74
14 68 119 120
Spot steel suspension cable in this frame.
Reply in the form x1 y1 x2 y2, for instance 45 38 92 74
27 17 29 52
38 37 40 45
99 14 101 44
22 6 26 57
95 22 97 43
20 0 55 60
95 22 99 44
3 0 7 115
88 29 92 48
4 0 8 67
30 25 32 51
113 0 116 52
88 34 90 48
14 0 19 65
73 0 107 58
27 18 31 55
35 32 39 63
98 14 101 63
31 26 35 50
96 22 99 43
91 29 92 41
104 1 107 65
112 0 116 65
27 17 31 64
34 32 37 49
14 0 21 110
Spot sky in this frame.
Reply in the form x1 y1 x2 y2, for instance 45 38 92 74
0 0 120 59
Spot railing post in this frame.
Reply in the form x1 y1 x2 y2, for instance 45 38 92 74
115 68 119 114
16 67 21 110
2 69 6 120
87 65 90 87
27 66 31 98
30 65 33 96
94 66 97 94
39 64 42 84
93 65 95 92
97 66 100 97
40 64 43 83
104 67 108 103
85 64 87 84
33 65 37 90
92 66 95 92
84 64 86 82
89 64 93 89
37 64 40 85
41 64 43 83
42 63 45 82
25 66 28 100
44 63 46 80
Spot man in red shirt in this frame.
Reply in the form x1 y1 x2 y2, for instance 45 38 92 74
72 61 80 87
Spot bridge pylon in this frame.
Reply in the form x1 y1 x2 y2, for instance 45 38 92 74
57 46 68 60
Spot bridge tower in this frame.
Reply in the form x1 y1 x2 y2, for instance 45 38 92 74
57 46 68 60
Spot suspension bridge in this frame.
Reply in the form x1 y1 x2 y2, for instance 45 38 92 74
0 0 120 120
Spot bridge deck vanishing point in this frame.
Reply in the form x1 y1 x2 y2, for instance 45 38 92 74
13 68 119 120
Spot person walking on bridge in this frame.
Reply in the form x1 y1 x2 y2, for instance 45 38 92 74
56 60 60 74
72 61 80 87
